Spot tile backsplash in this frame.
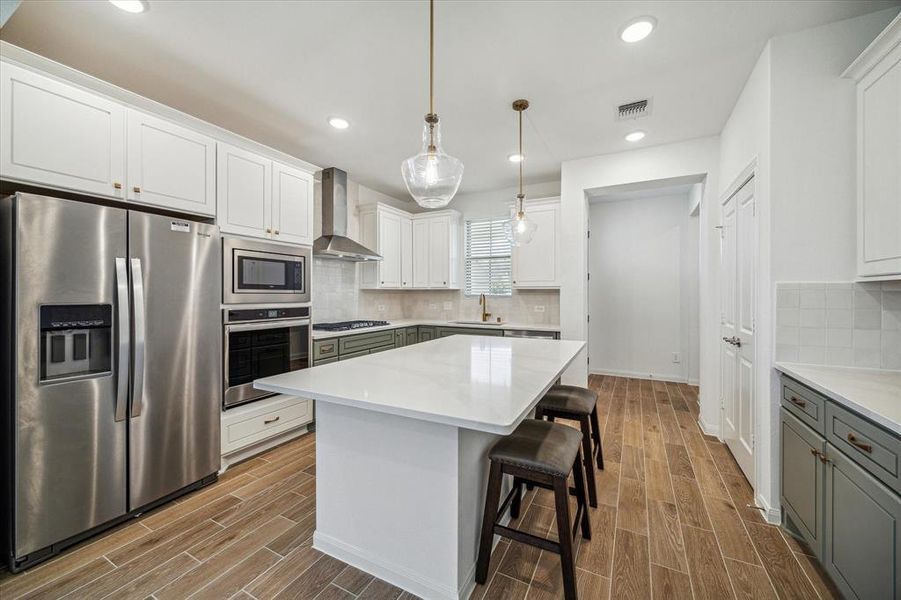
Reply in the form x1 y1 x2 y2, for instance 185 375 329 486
775 281 901 370
313 259 560 326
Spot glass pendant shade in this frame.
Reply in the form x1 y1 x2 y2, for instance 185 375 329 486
402 120 464 209
505 206 538 246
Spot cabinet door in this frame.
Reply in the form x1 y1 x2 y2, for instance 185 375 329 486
513 202 559 288
419 326 435 342
378 211 402 288
412 218 430 288
394 329 406 348
359 209 379 289
0 62 126 199
429 216 450 287
272 162 314 246
824 445 901 600
126 110 215 216
217 143 271 239
857 43 901 278
780 409 825 557
401 216 413 288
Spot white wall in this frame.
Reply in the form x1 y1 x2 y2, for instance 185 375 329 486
589 193 700 383
559 136 720 429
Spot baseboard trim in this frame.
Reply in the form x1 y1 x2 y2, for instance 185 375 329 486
755 492 782 524
313 531 464 600
588 368 695 385
697 417 720 438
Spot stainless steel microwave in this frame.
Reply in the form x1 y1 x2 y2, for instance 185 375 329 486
223 236 311 305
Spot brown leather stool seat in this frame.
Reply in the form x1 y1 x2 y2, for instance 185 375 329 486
535 384 604 508
476 419 591 600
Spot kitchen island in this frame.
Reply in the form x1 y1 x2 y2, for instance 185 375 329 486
255 335 584 600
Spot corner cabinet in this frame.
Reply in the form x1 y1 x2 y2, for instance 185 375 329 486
512 197 560 288
360 203 460 290
217 143 314 244
844 15 901 280
779 374 901 599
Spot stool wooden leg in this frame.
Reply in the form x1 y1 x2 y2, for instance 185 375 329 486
590 406 604 470
476 462 503 584
579 416 598 508
511 477 523 519
571 451 592 541
553 468 578 600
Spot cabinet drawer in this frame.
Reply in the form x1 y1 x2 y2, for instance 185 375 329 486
314 356 338 366
339 349 370 361
338 330 395 354
435 326 505 338
313 339 338 360
225 399 310 444
781 377 826 434
826 402 901 495
369 344 395 355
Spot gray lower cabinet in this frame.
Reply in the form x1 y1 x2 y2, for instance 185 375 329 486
780 374 901 599
824 446 901 600
338 349 370 361
394 328 406 348
419 326 436 342
781 409 825 557
435 326 504 338
405 326 419 344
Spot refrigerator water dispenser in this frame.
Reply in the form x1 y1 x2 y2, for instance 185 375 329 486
40 304 112 381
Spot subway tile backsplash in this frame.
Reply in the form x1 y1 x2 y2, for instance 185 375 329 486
776 281 901 370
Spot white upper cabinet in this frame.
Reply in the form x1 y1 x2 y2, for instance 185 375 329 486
414 210 461 289
845 16 901 279
0 62 126 199
512 198 560 288
217 143 272 239
401 216 414 288
126 110 215 216
272 162 314 246
412 218 431 288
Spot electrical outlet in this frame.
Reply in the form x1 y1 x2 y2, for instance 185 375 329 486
533 305 546 313
443 301 453 310
429 303 438 310
377 304 386 312
672 352 681 364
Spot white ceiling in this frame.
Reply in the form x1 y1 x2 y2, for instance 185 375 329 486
1 1 896 200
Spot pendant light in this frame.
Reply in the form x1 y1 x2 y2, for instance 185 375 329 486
505 99 537 246
401 0 464 209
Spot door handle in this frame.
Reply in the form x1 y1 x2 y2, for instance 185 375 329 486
264 416 280 425
130 258 146 418
847 433 873 453
115 258 130 422
722 336 742 347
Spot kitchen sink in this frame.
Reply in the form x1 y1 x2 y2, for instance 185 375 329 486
451 320 506 326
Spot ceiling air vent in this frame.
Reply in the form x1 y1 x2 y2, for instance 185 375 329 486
617 98 652 121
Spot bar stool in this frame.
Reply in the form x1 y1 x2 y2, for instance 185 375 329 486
476 419 591 600
535 384 604 508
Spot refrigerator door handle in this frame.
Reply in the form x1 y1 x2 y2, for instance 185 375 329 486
115 258 130 422
130 258 146 418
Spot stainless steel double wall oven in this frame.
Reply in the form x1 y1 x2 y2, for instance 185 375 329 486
221 236 312 409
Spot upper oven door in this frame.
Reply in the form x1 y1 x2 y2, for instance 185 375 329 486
223 237 311 304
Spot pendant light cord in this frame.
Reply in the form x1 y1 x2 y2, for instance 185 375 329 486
518 107 524 213
429 0 434 117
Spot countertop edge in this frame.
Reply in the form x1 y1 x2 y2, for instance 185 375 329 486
312 319 561 339
775 362 901 436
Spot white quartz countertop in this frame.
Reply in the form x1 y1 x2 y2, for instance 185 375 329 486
311 319 560 339
256 335 585 434
776 363 901 435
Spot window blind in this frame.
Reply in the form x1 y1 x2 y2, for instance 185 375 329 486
465 218 512 296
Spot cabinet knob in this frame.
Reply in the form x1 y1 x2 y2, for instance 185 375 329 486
381 281 385 284
443 281 447 285
274 230 280 235
266 228 272 234
133 186 141 193
113 182 122 190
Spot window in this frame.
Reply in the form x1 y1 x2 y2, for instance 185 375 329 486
465 218 512 296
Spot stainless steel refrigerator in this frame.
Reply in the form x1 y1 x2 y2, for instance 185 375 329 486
1 192 221 572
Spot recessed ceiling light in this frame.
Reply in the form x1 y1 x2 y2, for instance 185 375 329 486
328 117 350 130
109 0 149 13
620 16 656 43
507 153 524 163
625 130 646 142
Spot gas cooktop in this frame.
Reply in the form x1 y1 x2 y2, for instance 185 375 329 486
312 320 391 332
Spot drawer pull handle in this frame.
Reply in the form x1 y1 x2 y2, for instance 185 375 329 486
809 448 830 464
789 396 807 408
264 416 280 425
322 344 334 352
846 433 872 453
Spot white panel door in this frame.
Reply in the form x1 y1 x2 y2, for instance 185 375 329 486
0 62 126 199
858 43 901 277
720 177 755 483
412 219 430 288
272 162 314 246
126 110 215 216
428 216 451 288
379 211 403 288
512 201 559 288
216 143 271 239
401 215 413 288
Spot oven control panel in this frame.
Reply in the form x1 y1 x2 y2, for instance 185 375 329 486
225 306 310 324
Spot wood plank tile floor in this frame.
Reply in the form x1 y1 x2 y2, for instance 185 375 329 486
0 375 840 599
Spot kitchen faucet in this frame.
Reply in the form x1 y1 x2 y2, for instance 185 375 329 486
479 293 492 322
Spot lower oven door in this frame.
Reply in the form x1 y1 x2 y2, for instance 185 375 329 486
224 318 310 408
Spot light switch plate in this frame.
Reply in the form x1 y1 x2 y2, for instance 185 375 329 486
534 305 546 313
672 352 681 363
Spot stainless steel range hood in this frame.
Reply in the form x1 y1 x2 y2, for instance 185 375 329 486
313 167 382 262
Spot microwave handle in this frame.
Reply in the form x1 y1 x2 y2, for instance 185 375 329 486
225 318 311 333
